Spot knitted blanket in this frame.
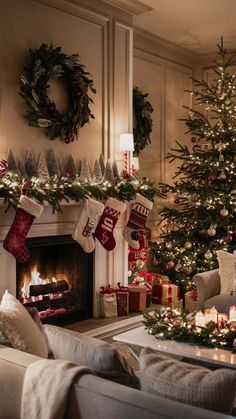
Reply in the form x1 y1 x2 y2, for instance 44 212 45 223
21 359 93 419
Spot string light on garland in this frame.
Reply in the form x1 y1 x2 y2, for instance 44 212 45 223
0 170 158 213
143 307 236 352
19 43 96 143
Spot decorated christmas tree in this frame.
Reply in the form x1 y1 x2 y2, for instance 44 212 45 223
150 39 236 290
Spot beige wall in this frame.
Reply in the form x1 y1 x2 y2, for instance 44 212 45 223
0 0 132 170
133 30 194 239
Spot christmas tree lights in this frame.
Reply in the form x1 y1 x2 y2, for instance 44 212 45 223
150 39 236 289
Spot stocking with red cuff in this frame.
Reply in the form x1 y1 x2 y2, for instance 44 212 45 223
3 195 43 263
94 198 126 251
122 193 153 249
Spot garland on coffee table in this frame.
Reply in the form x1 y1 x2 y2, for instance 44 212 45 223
0 171 158 212
133 87 154 156
143 307 236 352
19 43 96 144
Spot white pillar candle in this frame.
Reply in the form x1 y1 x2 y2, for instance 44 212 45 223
195 311 206 327
205 306 218 324
229 306 236 321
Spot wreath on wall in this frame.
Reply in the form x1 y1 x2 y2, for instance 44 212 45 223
133 87 154 156
19 43 96 144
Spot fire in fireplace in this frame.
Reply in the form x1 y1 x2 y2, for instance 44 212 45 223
16 235 93 325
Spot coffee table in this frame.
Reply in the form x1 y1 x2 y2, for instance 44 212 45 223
113 325 236 369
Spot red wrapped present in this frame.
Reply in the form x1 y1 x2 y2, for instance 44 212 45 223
184 290 198 313
128 286 147 312
152 283 180 305
116 282 129 316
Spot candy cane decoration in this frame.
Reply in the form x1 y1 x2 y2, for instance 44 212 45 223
0 159 8 176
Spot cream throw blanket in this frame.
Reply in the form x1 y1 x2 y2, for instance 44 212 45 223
21 359 93 419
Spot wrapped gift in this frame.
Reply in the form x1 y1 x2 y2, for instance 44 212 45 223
128 286 147 312
147 273 170 286
184 289 198 313
152 283 180 305
116 282 129 316
100 285 118 317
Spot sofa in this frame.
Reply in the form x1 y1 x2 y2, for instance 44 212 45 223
0 336 235 419
193 269 236 313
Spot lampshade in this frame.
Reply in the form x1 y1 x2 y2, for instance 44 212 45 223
132 157 139 170
119 133 134 151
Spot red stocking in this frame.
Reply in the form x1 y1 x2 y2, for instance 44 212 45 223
3 195 43 263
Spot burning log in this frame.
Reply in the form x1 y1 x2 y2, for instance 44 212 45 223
29 279 69 296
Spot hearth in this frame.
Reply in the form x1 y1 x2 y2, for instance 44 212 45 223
16 235 93 325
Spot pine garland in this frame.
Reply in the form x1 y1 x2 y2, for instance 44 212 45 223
0 171 158 212
143 307 236 352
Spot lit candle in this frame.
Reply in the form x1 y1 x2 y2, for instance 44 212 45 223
229 306 236 321
195 311 206 327
205 306 218 324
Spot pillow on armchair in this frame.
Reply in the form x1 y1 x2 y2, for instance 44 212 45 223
217 250 236 295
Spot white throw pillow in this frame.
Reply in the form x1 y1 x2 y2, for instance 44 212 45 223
217 250 236 295
139 348 236 414
0 291 48 358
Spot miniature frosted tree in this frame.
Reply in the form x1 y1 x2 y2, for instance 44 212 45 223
25 150 37 177
112 160 120 179
37 153 49 178
65 155 77 178
99 154 105 175
92 159 103 183
7 149 19 174
18 157 27 178
79 158 91 182
104 160 114 183
47 149 61 176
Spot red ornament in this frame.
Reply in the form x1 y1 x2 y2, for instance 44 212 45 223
225 234 233 242
165 260 175 269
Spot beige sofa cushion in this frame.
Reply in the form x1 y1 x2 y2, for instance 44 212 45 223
139 348 236 414
44 324 139 387
0 291 48 358
217 250 236 295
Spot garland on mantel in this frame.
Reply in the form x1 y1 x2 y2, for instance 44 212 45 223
0 171 158 213
143 307 236 352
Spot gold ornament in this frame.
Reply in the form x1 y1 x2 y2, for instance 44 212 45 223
220 208 229 217
184 241 192 249
207 226 216 236
205 250 213 260
165 242 173 249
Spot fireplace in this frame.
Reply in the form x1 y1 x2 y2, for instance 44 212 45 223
0 202 128 317
16 235 93 325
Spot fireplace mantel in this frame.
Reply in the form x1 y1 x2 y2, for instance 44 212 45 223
0 200 129 317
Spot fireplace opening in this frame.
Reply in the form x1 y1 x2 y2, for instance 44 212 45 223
16 235 93 325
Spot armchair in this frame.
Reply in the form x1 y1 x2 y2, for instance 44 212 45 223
193 269 236 313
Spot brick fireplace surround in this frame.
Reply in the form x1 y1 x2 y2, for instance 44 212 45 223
0 200 129 317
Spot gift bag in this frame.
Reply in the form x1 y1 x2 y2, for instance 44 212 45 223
100 293 118 317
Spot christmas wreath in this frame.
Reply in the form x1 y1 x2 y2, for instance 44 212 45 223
133 87 154 156
19 43 96 143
